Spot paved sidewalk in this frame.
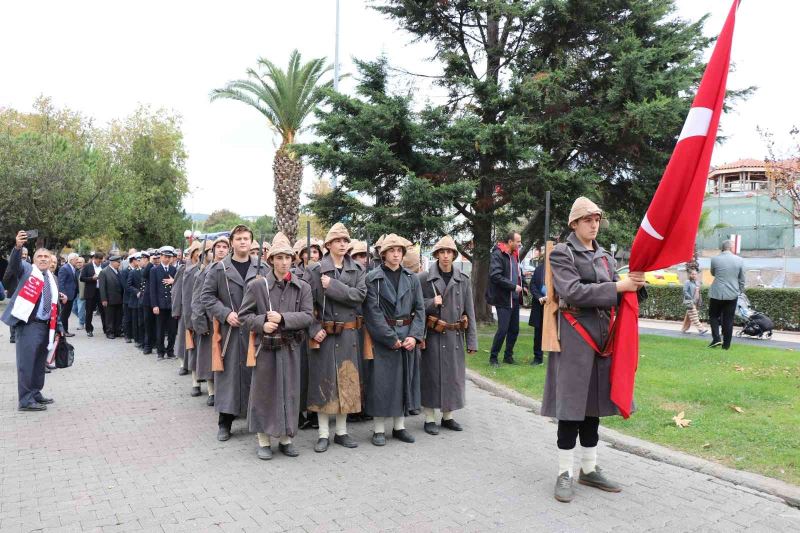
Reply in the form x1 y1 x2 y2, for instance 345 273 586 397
1 334 799 532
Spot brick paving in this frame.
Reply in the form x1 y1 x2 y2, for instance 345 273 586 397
1 332 799 532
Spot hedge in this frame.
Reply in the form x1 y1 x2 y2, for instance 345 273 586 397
639 286 800 331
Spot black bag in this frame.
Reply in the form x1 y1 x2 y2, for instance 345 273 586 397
55 338 75 368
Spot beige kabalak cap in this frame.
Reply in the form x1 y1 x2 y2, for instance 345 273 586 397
269 232 294 260
348 240 368 256
431 235 458 257
402 245 421 273
324 223 351 245
374 234 386 249
186 239 204 258
250 240 260 251
212 235 230 251
379 234 409 256
568 197 603 226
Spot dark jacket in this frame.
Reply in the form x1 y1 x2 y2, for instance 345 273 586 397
528 263 546 327
80 262 103 300
57 263 79 301
127 268 143 309
1 247 59 328
99 267 125 306
485 243 522 308
141 263 154 307
149 264 177 310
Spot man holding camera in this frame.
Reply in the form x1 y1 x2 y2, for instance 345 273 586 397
2 231 66 411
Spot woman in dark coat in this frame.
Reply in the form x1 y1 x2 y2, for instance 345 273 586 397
363 234 425 447
239 232 313 460
542 197 645 503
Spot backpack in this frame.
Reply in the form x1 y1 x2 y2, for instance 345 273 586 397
55 338 75 368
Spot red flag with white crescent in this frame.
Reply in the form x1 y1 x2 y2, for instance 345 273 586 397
610 0 741 418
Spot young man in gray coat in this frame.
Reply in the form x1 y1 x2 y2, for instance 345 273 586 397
304 223 367 452
363 234 426 446
418 235 478 435
542 197 645 503
239 232 313 460
201 225 265 441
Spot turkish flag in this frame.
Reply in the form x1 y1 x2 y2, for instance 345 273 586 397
610 0 741 418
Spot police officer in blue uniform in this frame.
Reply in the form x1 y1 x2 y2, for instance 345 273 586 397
141 249 159 354
150 246 178 359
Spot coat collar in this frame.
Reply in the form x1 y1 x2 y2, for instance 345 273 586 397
223 255 265 287
265 270 303 291
319 254 358 274
566 232 607 255
426 261 462 294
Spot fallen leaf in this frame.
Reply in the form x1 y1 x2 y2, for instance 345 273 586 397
702 442 712 449
672 411 691 428
734 364 745 372
729 405 744 414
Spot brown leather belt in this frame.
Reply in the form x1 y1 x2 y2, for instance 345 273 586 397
322 320 361 335
427 314 468 332
386 318 412 327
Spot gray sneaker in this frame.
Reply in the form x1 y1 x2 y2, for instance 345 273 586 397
578 466 622 492
554 471 574 502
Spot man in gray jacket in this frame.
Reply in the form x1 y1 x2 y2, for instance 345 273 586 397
708 240 745 349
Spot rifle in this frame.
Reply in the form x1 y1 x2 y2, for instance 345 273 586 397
541 240 560 352
246 234 266 367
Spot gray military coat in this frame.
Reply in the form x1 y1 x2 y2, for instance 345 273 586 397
180 263 200 370
363 266 426 418
171 264 187 365
239 273 313 438
419 262 478 412
541 232 621 421
191 264 216 381
201 256 267 416
304 255 367 415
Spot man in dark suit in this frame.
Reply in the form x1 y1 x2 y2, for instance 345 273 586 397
99 255 125 339
1 231 65 411
150 246 177 359
528 261 546 366
57 252 80 337
80 252 106 337
126 253 143 346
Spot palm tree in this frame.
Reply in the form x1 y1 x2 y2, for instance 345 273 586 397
686 208 730 272
211 50 331 241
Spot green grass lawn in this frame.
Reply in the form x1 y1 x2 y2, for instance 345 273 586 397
469 326 800 485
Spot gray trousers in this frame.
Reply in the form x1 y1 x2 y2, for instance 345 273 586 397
16 321 49 407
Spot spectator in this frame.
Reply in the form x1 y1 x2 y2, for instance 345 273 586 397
99 255 125 339
486 231 525 367
708 240 745 350
72 256 86 330
57 252 80 337
80 252 106 337
527 259 546 366
4 247 29 343
681 269 708 336
1 231 65 411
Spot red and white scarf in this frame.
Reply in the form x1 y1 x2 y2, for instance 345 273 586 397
11 267 59 350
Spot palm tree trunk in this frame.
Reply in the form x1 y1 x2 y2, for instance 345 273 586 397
272 143 303 242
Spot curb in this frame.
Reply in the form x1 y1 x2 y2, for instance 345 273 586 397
466 368 800 509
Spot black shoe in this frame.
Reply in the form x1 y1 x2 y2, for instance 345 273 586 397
9 338 15 344
424 422 439 435
371 432 386 446
347 413 360 423
503 356 516 365
279 443 299 457
142 349 152 355
308 412 319 429
489 360 500 368
408 409 420 416
392 429 415 443
334 433 358 448
64 332 75 337
206 395 215 406
18 403 47 412
135 343 143 349
34 396 54 405
87 331 93 338
530 358 543 366
167 353 176 359
299 413 313 430
257 446 273 460
708 341 722 348
441 418 463 431
157 354 165 360
44 367 51 374
190 386 201 397
217 426 231 441
106 334 115 340
178 367 189 376
314 438 329 453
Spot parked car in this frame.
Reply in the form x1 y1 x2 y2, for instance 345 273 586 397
617 265 680 286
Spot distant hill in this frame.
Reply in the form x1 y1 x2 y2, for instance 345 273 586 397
187 213 209 222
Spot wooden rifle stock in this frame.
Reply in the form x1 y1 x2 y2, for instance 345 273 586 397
246 330 257 367
211 318 224 371
362 328 374 360
185 328 195 350
541 241 561 352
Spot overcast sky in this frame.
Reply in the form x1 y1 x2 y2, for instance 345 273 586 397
1 0 796 218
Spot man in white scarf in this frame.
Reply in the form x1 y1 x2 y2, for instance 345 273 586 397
1 231 65 411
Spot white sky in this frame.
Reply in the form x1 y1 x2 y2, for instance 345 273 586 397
1 0 796 218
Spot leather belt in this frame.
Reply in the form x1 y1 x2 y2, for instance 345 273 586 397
386 318 412 327
322 320 361 335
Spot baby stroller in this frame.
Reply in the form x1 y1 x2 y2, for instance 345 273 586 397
735 293 774 339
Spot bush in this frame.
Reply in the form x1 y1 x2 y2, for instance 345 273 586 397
639 286 800 331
